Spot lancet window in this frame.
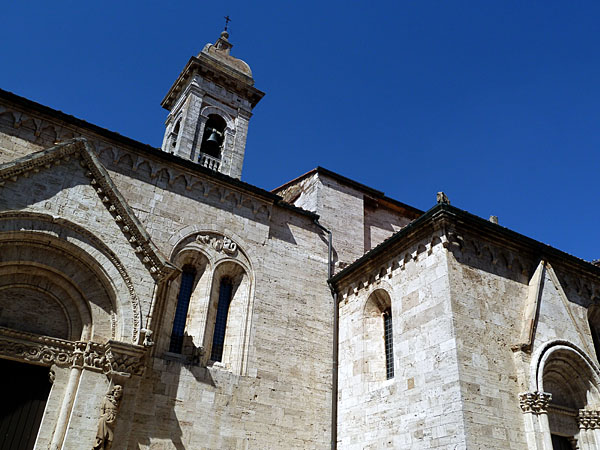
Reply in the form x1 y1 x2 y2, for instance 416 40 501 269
169 266 196 353
209 277 233 362
383 308 394 379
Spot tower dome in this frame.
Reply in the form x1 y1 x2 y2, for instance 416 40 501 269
200 31 253 80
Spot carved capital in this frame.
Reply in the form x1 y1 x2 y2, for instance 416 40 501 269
519 391 552 414
578 410 600 430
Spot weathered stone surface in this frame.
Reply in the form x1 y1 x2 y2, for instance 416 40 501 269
1 30 599 450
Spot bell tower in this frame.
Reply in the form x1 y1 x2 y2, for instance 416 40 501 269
160 29 264 179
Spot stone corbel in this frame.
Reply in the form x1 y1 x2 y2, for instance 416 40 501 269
519 391 552 414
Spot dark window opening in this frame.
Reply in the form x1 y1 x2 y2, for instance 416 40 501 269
210 277 233 362
169 266 196 353
591 323 600 361
199 115 226 159
169 121 180 150
383 308 394 379
551 434 575 450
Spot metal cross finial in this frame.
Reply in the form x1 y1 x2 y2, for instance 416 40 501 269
224 15 231 31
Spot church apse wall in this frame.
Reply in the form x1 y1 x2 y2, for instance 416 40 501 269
333 221 467 449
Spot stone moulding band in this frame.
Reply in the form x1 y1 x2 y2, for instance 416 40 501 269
0 326 146 377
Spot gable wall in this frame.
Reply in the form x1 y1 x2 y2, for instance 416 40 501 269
0 100 335 449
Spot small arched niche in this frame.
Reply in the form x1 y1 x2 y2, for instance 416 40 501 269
363 288 394 383
203 260 250 374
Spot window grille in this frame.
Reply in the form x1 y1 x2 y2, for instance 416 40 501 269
210 278 233 362
168 267 196 353
383 308 394 379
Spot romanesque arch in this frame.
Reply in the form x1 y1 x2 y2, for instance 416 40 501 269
521 340 600 449
363 287 395 383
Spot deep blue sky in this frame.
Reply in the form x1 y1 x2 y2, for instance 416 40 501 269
2 2 599 260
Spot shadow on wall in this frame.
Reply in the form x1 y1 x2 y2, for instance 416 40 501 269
128 331 217 450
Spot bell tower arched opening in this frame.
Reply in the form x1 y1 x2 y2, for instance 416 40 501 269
198 114 226 167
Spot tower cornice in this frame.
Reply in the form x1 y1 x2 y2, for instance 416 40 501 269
161 55 265 111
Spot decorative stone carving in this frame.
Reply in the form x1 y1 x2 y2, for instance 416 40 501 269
196 233 238 256
0 327 146 377
519 391 552 414
436 191 450 204
141 328 154 347
93 384 123 450
577 410 600 429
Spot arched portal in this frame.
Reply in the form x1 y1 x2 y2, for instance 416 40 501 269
529 341 600 449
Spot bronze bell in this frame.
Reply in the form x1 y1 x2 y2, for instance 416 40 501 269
206 129 221 144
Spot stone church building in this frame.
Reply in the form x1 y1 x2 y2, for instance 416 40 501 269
0 29 599 450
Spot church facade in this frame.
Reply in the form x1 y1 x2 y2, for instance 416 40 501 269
0 30 599 450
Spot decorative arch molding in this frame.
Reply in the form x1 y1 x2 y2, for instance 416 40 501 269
200 105 235 132
531 339 600 395
168 226 254 274
520 340 600 448
0 212 143 343
361 282 395 313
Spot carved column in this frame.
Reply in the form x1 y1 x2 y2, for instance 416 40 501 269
519 391 554 450
50 341 86 450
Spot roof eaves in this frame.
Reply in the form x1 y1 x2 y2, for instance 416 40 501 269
0 89 315 221
331 202 600 286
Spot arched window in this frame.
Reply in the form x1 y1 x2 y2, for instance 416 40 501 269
364 289 394 382
203 261 249 371
168 120 180 151
210 277 233 362
199 114 226 160
169 265 196 353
